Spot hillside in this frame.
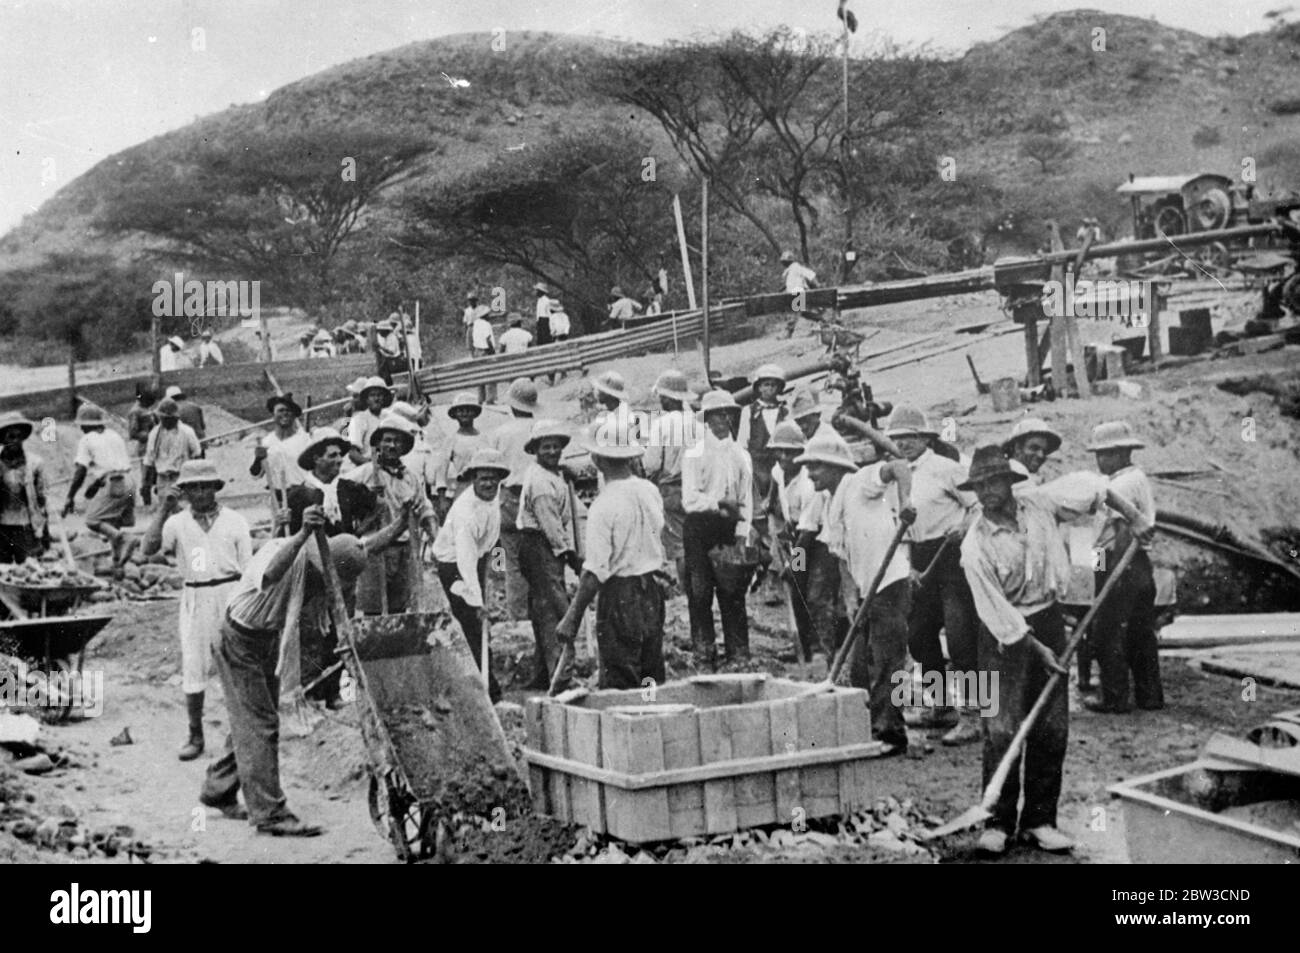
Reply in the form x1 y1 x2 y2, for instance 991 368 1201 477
4 12 1300 324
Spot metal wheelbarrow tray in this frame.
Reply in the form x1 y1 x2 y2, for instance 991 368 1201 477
0 614 113 720
343 610 528 862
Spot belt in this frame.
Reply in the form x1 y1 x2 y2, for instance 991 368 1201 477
226 614 277 638
185 574 240 589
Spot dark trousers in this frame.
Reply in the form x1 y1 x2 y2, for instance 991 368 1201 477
840 573 912 748
596 573 666 690
806 539 849 658
1093 549 1162 711
978 603 1069 834
518 530 569 683
437 559 501 703
683 512 751 663
907 536 978 707
299 615 341 703
200 619 292 825
0 525 43 564
788 556 814 661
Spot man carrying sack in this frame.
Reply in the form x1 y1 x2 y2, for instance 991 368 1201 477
556 425 667 690
144 460 251 761
957 445 1154 855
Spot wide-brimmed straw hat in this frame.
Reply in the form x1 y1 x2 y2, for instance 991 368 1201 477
369 414 418 454
652 369 695 405
751 363 786 385
789 389 821 421
958 445 1029 491
448 392 483 418
506 378 539 414
779 250 796 263
174 459 226 489
699 389 740 416
357 376 393 404
167 336 185 349
524 419 572 455
766 421 807 451
533 282 549 293
266 393 303 417
591 370 628 402
1086 420 1145 452
609 286 625 298
345 376 370 396
1002 417 1062 456
885 404 937 439
794 432 858 471
297 427 355 471
0 411 35 441
165 385 185 400
458 447 511 481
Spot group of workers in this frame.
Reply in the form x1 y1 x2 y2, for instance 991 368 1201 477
0 339 1167 850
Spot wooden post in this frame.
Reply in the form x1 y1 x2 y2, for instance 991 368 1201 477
1022 311 1041 387
258 309 271 364
1147 281 1164 366
1046 222 1072 398
150 312 161 381
672 195 698 310
67 343 78 418
701 178 711 380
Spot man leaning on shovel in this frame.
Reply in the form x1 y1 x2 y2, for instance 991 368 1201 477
957 446 1154 856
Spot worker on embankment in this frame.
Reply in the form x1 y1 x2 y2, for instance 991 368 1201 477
62 404 139 576
0 412 50 563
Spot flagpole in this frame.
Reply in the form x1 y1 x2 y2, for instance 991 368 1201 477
840 1 852 285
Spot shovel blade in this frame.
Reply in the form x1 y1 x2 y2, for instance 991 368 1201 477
919 805 992 841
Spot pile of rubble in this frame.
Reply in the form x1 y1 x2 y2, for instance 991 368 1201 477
553 796 939 864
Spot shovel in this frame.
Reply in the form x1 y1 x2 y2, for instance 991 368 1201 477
923 539 1140 840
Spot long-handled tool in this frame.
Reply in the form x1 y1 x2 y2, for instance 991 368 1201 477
922 539 1140 840
914 533 956 590
826 519 911 685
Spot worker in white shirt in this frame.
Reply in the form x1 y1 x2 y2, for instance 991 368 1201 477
402 313 422 369
463 292 491 353
346 377 393 467
533 283 554 346
435 392 487 520
556 425 667 690
309 329 337 359
487 378 539 638
1084 421 1162 714
252 330 276 362
516 420 581 688
607 286 642 329
198 330 224 367
61 404 138 575
390 401 440 505
780 250 819 335
250 394 311 522
682 389 755 669
765 421 817 661
141 398 202 505
159 335 189 372
143 460 251 761
498 313 533 354
958 445 1153 855
642 369 696 587
875 405 980 745
432 448 511 703
470 310 497 404
797 431 916 756
546 299 572 384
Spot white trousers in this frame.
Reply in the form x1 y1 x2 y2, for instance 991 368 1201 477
178 582 238 694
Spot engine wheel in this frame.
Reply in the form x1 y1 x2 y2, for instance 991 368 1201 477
1153 204 1186 237
1194 241 1232 272
1281 273 1300 316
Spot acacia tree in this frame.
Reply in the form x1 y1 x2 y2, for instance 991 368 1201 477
95 124 435 307
400 130 684 333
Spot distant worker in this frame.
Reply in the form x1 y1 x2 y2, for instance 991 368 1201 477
498 313 533 354
62 404 138 576
533 283 554 346
470 309 497 404
165 385 207 443
309 328 337 359
126 385 158 470
0 412 50 563
463 292 490 353
250 393 310 511
198 330 224 367
607 286 643 329
159 335 189 372
252 329 276 363
780 250 820 335
547 299 572 385
141 398 202 505
346 377 393 467
434 392 487 520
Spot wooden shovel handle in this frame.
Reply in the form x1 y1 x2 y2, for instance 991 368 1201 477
828 519 910 684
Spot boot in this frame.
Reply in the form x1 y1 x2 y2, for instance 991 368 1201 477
178 691 205 761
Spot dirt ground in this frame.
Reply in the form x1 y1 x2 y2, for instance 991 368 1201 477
5 278 1300 863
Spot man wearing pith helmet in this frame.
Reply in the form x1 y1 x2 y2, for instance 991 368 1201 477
556 424 666 690
738 362 789 516
643 368 696 587
1002 418 1063 485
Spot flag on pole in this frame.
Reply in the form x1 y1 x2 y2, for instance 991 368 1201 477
837 0 858 33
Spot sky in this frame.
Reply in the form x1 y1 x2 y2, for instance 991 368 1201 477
0 0 1288 236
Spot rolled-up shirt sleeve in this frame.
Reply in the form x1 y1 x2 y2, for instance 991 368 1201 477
1034 471 1108 522
961 533 1030 646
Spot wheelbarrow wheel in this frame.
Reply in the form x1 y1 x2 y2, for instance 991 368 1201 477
35 654 81 724
367 772 430 863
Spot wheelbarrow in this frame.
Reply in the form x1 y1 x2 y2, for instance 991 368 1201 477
0 612 113 721
317 511 528 863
